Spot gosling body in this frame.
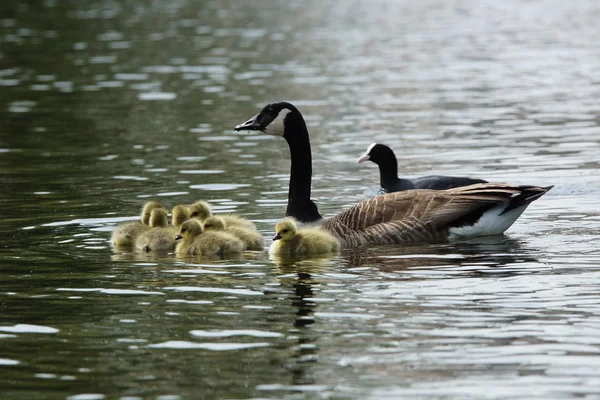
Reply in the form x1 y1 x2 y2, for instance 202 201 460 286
135 208 176 252
175 219 244 257
111 201 166 247
269 218 340 257
171 204 191 228
189 200 259 232
203 216 264 251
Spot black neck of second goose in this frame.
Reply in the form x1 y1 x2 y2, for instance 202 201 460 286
283 116 322 223
376 152 401 189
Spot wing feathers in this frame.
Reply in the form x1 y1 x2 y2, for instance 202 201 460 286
321 183 551 247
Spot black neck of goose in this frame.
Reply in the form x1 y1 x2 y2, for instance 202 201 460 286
284 118 322 223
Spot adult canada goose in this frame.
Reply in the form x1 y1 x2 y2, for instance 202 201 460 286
234 102 553 247
189 200 258 232
111 201 166 247
357 143 488 193
135 208 176 252
270 218 340 257
175 219 244 257
203 216 264 251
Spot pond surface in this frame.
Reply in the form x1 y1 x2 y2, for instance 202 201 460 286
1 0 600 399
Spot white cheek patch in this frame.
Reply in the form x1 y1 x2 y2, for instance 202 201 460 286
263 109 291 136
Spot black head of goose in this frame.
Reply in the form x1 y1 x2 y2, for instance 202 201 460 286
235 102 322 222
357 143 489 192
234 102 553 247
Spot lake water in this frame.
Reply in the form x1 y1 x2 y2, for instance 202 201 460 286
2 0 600 399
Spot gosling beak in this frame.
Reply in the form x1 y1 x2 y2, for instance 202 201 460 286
272 233 282 241
234 113 262 131
356 153 370 164
175 234 182 240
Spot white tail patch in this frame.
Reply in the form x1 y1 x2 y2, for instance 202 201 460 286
449 202 528 238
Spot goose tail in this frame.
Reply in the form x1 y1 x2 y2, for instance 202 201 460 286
449 184 553 238
500 185 554 215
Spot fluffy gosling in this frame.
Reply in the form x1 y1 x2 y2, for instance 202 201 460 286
189 200 258 232
175 219 244 257
269 218 340 257
135 208 175 252
203 216 264 251
171 204 191 228
111 201 166 247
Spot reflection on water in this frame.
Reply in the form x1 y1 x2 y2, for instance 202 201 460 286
1 0 600 398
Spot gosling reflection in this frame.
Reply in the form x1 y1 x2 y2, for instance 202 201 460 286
271 256 342 386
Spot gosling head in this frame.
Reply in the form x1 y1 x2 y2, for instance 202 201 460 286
273 218 299 242
141 201 166 225
149 208 168 228
189 200 212 221
171 204 190 227
203 216 226 232
356 143 397 166
175 219 203 241
233 102 303 138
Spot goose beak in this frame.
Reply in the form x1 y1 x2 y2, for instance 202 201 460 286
234 113 262 131
272 233 282 241
175 234 182 240
357 153 370 164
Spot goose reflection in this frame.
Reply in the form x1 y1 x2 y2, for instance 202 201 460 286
341 235 539 278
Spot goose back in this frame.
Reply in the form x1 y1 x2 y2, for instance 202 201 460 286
320 183 552 247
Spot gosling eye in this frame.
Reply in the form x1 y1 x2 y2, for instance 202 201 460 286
281 229 288 233
191 212 198 217
181 228 187 233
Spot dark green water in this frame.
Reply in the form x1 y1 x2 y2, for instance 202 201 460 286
2 1 600 399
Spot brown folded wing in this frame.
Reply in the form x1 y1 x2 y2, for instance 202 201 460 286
320 183 549 247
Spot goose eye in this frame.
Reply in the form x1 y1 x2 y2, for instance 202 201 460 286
181 228 187 233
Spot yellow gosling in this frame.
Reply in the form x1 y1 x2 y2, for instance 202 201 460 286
175 219 244 257
111 201 166 247
189 200 213 221
203 216 264 251
269 218 340 258
171 204 191 228
135 208 175 252
189 200 258 232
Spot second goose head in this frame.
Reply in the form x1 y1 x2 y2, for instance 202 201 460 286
357 143 401 190
357 143 398 169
